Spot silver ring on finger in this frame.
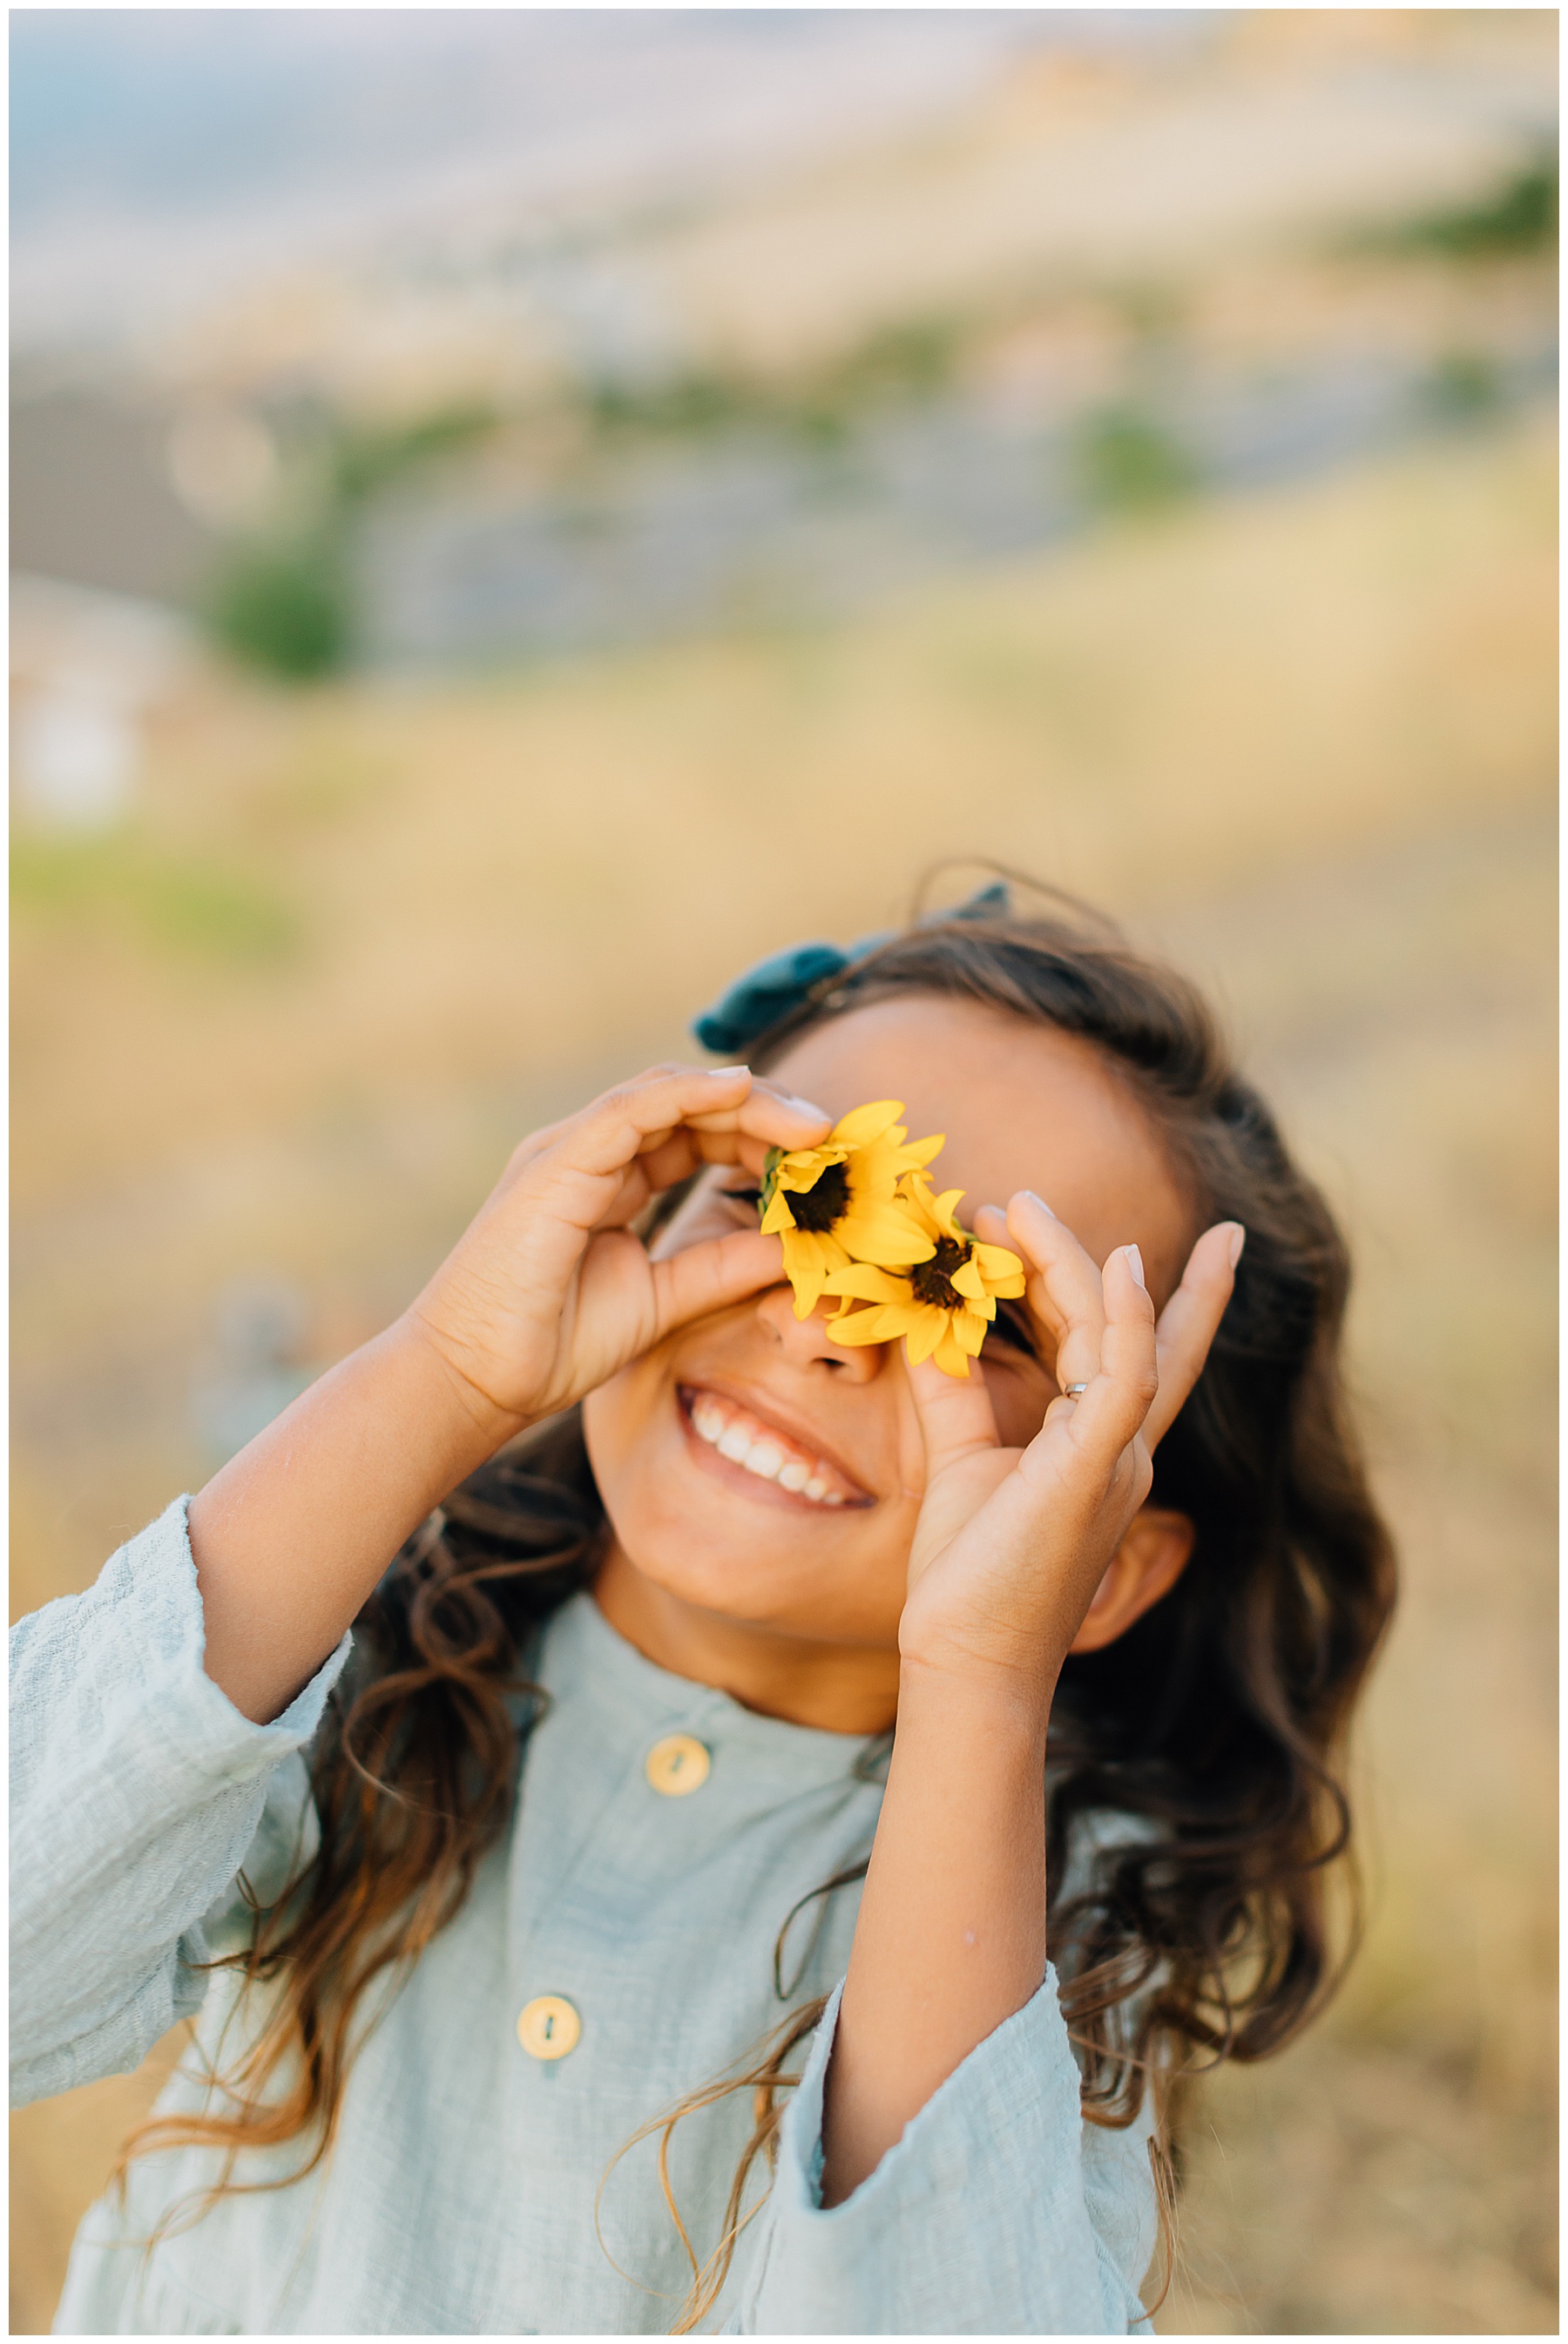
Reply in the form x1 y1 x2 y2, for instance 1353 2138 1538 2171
1060 1382 1091 1401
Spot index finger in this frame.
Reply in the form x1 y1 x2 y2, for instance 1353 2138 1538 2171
1000 1190 1109 1398
1142 1222 1243 1451
1061 1241 1159 1465
558 1066 827 1187
668 1070 834 1148
633 1072 835 1191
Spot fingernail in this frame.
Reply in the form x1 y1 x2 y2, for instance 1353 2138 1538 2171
706 1064 750 1080
1124 1243 1146 1291
1227 1224 1247 1270
779 1091 825 1116
1024 1190 1057 1218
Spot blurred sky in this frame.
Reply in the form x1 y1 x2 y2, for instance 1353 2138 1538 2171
11 9 1555 670
11 10 1200 355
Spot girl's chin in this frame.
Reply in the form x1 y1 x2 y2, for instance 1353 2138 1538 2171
617 1542 898 1653
606 1509 848 1619
649 1464 858 1582
611 1460 880 1616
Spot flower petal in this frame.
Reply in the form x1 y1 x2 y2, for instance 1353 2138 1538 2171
973 1242 1026 1286
781 1228 844 1316
846 1138 916 1206
903 1305 949 1365
828 1304 906 1347
952 1306 989 1356
838 1207 936 1266
950 1256 988 1300
832 1101 906 1149
786 1267 824 1318
777 1153 848 1198
821 1263 910 1304
932 1323 973 1378
897 1173 968 1245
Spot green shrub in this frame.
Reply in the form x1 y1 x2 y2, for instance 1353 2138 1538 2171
584 373 761 441
1075 405 1199 514
1357 160 1558 260
330 403 497 505
207 539 351 680
1421 350 1504 423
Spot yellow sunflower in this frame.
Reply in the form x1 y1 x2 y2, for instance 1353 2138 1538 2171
823 1174 1027 1377
760 1101 943 1318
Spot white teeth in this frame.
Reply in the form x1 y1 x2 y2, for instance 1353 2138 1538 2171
687 1396 848 1507
692 1398 727 1443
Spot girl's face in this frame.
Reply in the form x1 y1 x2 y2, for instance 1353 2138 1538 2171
583 994 1195 1660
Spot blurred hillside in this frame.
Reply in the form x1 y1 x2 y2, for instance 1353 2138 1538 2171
10 11 1555 676
10 9 1558 2336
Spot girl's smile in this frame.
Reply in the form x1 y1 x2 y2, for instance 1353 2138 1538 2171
679 1382 870 1507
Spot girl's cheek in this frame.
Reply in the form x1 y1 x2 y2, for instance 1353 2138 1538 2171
981 1358 1053 1451
580 1365 647 1495
890 1374 929 1506
992 1391 1043 1453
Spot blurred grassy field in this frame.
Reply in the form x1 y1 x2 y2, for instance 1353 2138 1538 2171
11 410 1556 2333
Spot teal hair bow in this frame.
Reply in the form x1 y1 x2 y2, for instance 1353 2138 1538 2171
691 883 1010 1056
691 937 886 1055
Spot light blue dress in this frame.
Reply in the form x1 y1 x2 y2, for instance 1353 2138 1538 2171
11 1498 1158 2334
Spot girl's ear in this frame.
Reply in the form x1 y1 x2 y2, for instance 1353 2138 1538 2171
1068 1507 1194 1654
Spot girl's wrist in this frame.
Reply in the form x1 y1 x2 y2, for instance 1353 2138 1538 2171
895 1647 1057 1759
387 1311 531 1466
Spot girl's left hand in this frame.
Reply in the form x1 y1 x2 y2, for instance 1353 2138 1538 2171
896 1193 1240 1701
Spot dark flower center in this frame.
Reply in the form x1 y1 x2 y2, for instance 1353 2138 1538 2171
909 1236 969 1310
788 1160 851 1233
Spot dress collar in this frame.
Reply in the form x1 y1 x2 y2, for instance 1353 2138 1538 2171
538 1588 889 1793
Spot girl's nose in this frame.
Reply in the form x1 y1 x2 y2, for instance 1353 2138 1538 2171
754 1283 882 1379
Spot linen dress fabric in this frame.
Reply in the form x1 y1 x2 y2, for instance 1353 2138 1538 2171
12 1498 1158 2334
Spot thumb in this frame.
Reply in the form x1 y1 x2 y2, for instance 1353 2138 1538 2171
649 1229 786 1341
905 1348 1003 1481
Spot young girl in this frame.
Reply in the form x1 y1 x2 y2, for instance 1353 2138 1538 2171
12 884 1395 2335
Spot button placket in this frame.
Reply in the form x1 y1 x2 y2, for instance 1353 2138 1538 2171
517 1995 581 2061
644 1733 711 1797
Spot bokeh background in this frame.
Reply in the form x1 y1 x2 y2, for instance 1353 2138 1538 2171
10 10 1557 2333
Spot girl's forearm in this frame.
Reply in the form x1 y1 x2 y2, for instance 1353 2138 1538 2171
821 1660 1052 2204
187 1317 524 1724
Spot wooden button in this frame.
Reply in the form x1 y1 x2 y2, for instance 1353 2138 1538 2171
645 1733 711 1797
517 1995 580 2060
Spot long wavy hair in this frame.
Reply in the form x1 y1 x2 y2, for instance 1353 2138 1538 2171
122 877 1396 2324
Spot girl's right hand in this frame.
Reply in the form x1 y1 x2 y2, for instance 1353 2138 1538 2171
401 1064 829 1434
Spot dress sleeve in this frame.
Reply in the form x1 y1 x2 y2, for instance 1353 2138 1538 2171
731 1968 1158 2335
10 1496 352 2110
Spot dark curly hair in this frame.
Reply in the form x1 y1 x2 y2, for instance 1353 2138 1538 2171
123 877 1396 2322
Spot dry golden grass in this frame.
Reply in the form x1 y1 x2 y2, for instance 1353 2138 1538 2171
10 411 1556 2332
